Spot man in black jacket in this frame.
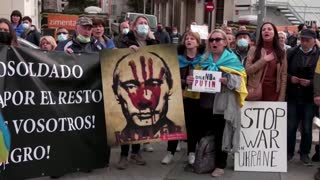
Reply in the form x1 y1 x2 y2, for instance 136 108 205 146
287 29 320 165
21 16 40 46
56 17 103 53
232 30 251 65
154 23 171 44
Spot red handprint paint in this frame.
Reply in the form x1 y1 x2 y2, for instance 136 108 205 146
127 56 165 111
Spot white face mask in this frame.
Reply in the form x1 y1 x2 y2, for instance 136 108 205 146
300 46 313 54
122 28 129 35
136 24 149 37
22 23 30 30
237 38 249 48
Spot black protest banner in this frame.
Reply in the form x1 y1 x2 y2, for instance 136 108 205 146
0 45 108 180
235 101 287 172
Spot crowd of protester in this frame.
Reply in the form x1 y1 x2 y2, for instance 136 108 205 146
2 9 320 179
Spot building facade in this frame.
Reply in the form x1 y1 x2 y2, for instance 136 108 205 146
153 0 230 33
1 0 41 28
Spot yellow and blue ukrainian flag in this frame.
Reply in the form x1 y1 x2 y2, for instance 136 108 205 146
199 49 248 107
0 113 10 162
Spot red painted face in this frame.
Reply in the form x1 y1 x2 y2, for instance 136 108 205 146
115 53 171 127
124 56 165 110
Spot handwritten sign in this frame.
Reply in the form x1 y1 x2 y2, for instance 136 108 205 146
234 101 287 172
190 70 221 93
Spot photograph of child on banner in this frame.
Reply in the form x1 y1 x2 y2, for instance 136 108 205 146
101 44 186 146
0 113 10 163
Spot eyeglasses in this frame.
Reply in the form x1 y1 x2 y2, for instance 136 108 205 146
208 38 225 43
57 32 68 35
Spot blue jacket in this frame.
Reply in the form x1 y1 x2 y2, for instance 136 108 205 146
11 23 24 37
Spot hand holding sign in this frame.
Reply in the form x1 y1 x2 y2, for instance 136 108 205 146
186 75 194 86
219 77 227 85
190 70 221 93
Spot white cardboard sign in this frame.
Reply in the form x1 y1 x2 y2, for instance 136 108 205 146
190 70 221 93
190 25 209 39
234 101 287 172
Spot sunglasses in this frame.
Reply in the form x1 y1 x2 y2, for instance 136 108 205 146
57 32 68 35
208 38 225 43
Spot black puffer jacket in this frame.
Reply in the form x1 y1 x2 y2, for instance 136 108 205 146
287 45 320 102
21 25 41 46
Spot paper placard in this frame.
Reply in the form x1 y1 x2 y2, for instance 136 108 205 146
190 25 209 39
190 70 221 93
234 101 287 172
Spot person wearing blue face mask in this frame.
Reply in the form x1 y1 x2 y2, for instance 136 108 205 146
21 16 41 46
56 27 69 43
116 15 158 170
56 17 103 53
286 29 320 166
232 30 251 65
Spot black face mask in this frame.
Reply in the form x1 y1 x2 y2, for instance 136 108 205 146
157 26 162 32
0 32 12 45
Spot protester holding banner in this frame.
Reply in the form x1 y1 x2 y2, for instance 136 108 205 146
0 19 13 161
116 15 158 170
0 18 18 46
55 17 103 53
187 29 247 177
92 18 116 49
287 29 319 165
39 36 57 51
245 22 287 101
161 31 205 165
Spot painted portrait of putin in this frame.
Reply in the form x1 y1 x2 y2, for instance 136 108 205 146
112 52 181 142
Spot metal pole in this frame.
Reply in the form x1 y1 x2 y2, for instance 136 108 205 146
256 0 266 44
304 6 306 22
143 0 146 14
209 12 212 33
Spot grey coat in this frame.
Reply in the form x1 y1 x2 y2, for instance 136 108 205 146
213 73 242 153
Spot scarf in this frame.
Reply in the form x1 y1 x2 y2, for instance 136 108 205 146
178 54 203 68
200 49 248 107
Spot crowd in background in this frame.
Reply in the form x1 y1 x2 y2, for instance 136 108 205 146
2 9 320 179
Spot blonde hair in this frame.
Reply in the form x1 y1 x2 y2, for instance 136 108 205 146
132 15 149 29
278 31 287 39
203 29 229 61
181 31 201 46
131 15 155 40
40 36 57 50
